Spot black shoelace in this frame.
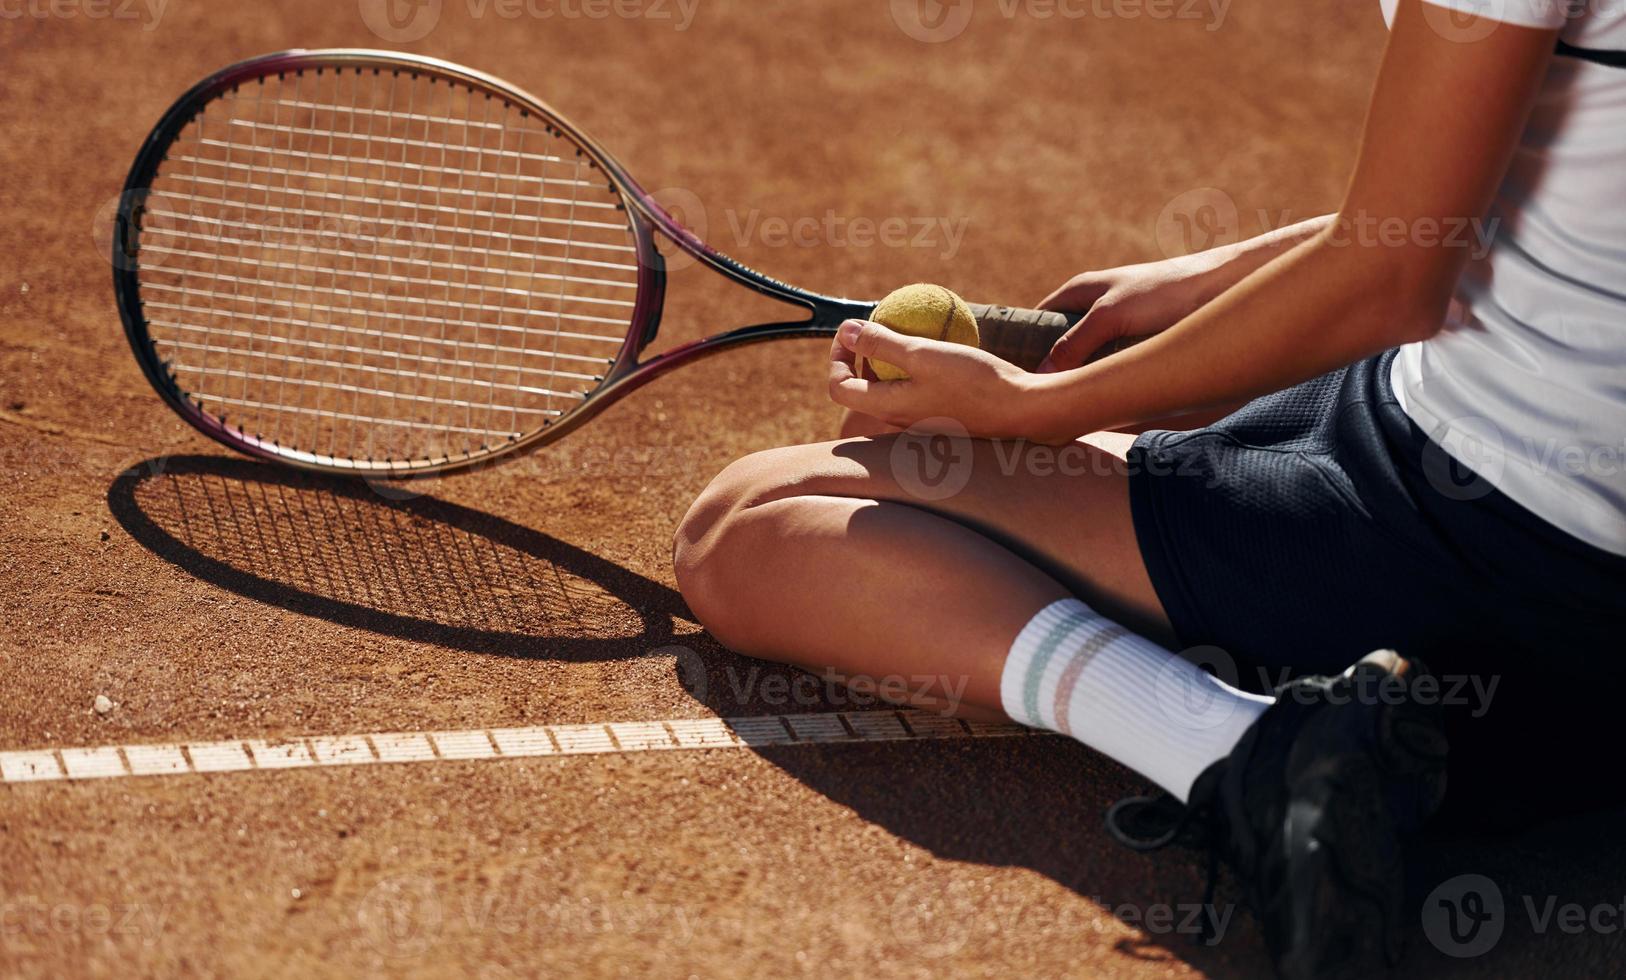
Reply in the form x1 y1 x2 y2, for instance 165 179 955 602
1105 792 1224 945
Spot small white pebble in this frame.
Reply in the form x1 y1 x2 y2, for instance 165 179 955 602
291 888 303 900
93 695 114 715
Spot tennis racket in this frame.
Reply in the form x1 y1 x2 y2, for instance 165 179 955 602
114 49 1077 476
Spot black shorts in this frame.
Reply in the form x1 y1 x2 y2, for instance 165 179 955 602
1127 350 1626 823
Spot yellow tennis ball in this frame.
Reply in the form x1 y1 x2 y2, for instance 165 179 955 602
866 283 980 381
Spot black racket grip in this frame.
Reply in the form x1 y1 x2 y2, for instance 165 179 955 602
968 304 1073 372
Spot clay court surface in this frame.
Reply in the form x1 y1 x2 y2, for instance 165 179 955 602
2 2 1621 977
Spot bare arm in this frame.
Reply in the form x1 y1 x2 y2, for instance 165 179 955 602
1024 1 1557 438
1179 215 1336 295
829 1 1557 442
1032 216 1333 372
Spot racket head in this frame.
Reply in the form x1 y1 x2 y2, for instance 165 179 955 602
114 49 666 476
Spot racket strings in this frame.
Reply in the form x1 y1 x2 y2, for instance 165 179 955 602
140 469 637 635
135 66 640 469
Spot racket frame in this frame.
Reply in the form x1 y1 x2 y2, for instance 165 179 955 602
114 50 945 476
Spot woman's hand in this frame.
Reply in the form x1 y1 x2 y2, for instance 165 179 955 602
1035 258 1220 372
827 319 1069 443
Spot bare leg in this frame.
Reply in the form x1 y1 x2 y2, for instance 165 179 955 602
676 428 1449 980
673 432 1172 717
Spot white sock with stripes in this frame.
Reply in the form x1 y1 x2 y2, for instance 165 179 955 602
1000 598 1273 802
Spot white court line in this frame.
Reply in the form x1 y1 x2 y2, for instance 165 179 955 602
0 712 1041 786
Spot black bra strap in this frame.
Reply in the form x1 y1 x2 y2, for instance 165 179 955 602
1556 39 1626 68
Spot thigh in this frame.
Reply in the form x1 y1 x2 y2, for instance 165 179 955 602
718 430 1174 643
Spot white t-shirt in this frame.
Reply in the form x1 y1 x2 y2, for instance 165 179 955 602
1380 0 1626 555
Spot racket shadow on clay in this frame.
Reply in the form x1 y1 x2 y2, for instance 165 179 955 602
106 454 688 661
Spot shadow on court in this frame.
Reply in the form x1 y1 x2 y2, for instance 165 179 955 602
104 455 1626 978
673 632 1626 978
772 739 1264 975
656 631 1263 977
105 453 1253 971
725 690 1626 978
106 454 690 662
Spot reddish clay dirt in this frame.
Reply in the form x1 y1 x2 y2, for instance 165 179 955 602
3 2 1621 978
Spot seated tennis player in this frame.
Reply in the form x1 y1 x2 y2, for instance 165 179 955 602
675 1 1626 975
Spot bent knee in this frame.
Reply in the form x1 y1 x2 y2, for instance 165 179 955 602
672 448 799 623
674 450 777 557
675 446 829 544
672 444 865 634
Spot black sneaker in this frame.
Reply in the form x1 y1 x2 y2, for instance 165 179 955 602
1105 650 1449 980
